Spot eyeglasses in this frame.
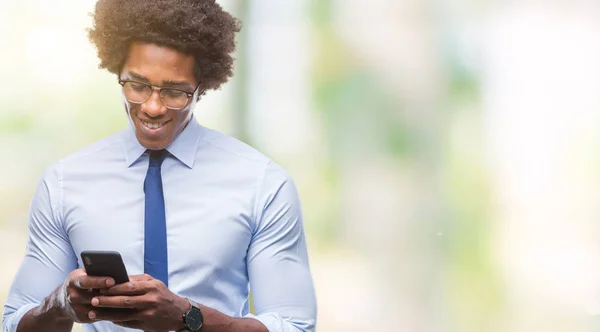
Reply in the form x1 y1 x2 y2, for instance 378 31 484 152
118 79 202 110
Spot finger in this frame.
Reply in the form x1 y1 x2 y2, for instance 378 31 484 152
71 275 115 290
88 308 138 322
98 274 154 295
66 269 85 288
101 282 147 296
72 305 97 323
102 279 156 296
129 274 154 282
67 289 97 305
91 295 145 309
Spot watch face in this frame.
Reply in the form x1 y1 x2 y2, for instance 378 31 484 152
186 307 203 331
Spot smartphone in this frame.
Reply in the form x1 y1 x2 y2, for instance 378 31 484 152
80 250 130 284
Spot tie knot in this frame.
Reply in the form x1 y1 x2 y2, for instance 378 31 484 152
148 149 168 167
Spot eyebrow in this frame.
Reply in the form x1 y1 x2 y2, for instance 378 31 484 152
125 72 194 90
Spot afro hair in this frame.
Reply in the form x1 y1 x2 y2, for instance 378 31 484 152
87 0 241 95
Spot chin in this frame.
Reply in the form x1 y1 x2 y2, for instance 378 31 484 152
143 143 168 151
136 133 170 151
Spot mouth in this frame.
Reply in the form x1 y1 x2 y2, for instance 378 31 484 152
138 117 171 130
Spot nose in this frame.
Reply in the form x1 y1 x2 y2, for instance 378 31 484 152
141 89 167 117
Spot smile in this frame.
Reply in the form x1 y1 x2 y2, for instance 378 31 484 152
139 118 170 129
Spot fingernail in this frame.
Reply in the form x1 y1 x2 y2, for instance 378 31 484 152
88 311 96 319
91 298 99 306
106 278 115 286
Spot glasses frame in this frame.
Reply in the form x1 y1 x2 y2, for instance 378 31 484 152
118 79 202 110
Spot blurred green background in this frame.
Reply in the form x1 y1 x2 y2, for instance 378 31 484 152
3 0 600 331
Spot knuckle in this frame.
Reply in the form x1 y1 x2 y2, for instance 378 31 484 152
69 270 86 285
144 309 156 319
151 279 163 289
66 291 77 304
69 269 81 278
127 283 137 292
68 276 78 286
138 310 149 319
67 287 77 297
148 294 160 306
69 289 87 303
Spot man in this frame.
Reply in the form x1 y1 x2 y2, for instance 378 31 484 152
1 0 317 331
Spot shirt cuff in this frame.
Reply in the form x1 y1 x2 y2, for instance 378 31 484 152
244 311 315 332
2 303 39 332
244 312 279 331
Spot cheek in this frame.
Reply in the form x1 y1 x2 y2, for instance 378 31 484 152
123 100 138 116
171 110 192 132
176 104 193 120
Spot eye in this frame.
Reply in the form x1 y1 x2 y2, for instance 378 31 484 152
163 89 185 98
128 82 147 91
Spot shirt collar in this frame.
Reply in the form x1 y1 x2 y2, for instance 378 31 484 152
124 115 202 169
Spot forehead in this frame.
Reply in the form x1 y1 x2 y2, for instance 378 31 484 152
121 42 196 84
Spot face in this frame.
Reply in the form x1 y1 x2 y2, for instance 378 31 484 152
120 42 200 150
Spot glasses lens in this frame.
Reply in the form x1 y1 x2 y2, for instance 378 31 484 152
123 82 151 103
160 89 188 109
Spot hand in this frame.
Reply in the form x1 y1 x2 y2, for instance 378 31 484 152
88 274 190 332
56 268 116 323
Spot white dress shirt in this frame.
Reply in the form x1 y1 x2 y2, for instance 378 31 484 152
2 117 317 332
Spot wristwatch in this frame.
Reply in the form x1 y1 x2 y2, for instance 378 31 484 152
178 298 204 332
